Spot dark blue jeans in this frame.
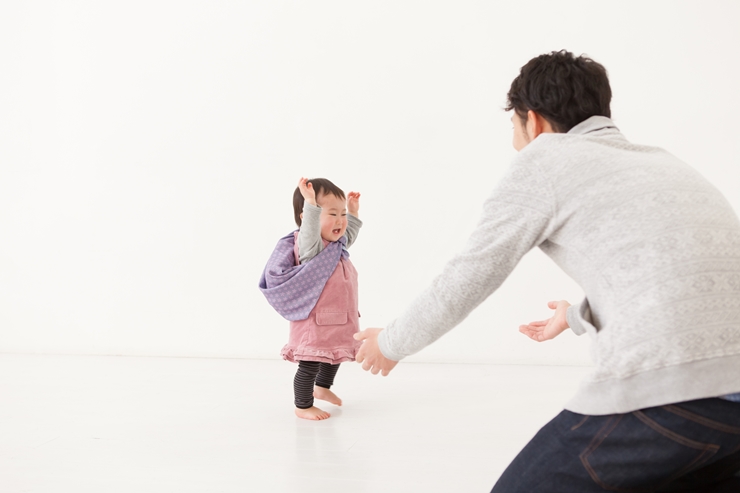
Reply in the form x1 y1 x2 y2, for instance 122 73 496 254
492 398 740 492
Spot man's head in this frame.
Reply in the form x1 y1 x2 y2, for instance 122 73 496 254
506 50 612 147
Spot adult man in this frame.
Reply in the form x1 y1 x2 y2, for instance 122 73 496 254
355 50 740 491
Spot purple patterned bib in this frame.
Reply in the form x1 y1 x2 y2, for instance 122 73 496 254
259 231 349 321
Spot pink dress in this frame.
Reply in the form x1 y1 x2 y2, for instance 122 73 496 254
280 236 362 364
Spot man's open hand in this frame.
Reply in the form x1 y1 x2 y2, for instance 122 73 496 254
354 328 398 376
518 300 571 342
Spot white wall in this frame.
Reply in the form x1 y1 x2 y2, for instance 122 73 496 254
2 1 739 365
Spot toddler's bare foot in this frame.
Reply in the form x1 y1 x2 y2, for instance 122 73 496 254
314 386 342 406
295 406 331 420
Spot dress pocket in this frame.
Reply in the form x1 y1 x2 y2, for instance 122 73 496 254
315 312 348 326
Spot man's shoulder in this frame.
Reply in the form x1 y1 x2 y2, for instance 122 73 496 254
510 134 576 169
516 128 666 168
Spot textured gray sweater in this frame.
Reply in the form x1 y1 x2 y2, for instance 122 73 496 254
378 116 740 415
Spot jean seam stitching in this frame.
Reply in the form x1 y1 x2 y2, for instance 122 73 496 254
571 415 589 431
581 412 721 492
579 415 650 493
633 410 719 489
663 404 740 434
633 411 719 450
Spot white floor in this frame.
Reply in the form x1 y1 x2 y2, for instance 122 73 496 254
0 354 591 492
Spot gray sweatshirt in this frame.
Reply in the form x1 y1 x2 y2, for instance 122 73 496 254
378 116 740 415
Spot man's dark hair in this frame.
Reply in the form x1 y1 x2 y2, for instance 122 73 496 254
293 178 345 227
505 50 611 133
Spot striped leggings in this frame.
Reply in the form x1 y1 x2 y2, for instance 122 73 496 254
294 360 340 409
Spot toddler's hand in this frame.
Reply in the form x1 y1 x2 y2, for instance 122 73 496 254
298 177 317 206
347 191 361 216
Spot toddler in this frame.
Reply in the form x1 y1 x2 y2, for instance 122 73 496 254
259 177 362 420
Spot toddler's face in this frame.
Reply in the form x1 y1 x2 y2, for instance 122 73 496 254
316 193 348 242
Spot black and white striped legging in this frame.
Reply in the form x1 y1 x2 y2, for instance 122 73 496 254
293 360 340 409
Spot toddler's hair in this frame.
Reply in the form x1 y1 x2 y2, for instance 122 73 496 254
293 178 346 227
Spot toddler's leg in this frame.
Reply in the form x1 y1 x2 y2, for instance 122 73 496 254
294 360 330 420
315 362 340 388
313 363 342 406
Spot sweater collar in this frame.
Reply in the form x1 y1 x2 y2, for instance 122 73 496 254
567 115 618 136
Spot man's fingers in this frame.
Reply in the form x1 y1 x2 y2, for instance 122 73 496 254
355 342 365 362
357 360 397 376
359 358 386 375
519 325 544 341
519 323 542 331
352 328 395 376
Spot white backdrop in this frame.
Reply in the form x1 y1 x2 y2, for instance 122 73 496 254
2 1 739 365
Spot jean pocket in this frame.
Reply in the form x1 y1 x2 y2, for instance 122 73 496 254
580 413 719 492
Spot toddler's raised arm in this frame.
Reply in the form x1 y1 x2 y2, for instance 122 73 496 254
297 202 323 264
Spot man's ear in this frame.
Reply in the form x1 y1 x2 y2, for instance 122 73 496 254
526 110 555 140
